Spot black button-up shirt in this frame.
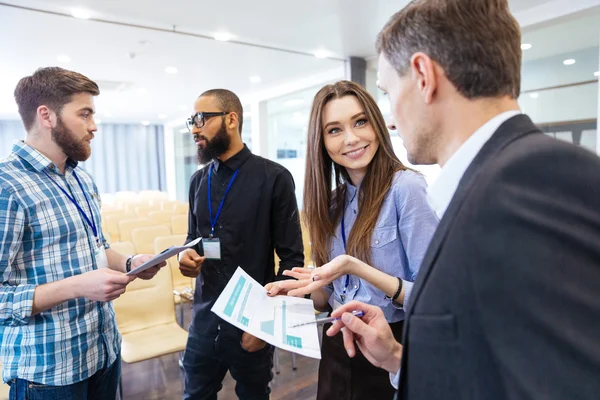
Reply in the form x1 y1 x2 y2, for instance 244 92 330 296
186 145 304 332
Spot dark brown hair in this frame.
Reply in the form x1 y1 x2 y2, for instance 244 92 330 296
200 89 244 135
376 0 522 99
304 80 410 267
14 67 100 130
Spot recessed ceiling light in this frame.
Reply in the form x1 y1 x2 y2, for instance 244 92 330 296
521 43 532 50
71 9 91 19
249 76 261 83
165 66 178 74
56 55 71 63
158 113 168 119
141 120 150 126
594 71 600 77
214 32 235 42
314 50 329 59
284 99 305 107
529 93 539 99
563 59 576 66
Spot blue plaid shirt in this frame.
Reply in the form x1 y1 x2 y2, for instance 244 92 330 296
0 141 119 386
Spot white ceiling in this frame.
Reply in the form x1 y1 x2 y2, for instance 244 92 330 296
521 8 600 61
0 0 553 58
0 3 344 124
0 0 595 125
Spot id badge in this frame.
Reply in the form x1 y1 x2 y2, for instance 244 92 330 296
94 244 108 269
202 238 222 260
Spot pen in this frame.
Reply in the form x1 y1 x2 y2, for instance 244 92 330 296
289 310 365 328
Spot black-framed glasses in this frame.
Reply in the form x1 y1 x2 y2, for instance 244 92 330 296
186 112 229 131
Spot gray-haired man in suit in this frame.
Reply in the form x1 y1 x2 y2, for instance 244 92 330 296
327 1 600 399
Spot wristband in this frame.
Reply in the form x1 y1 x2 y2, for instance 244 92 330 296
385 277 403 302
125 254 137 273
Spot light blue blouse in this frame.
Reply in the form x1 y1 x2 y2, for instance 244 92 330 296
324 170 439 322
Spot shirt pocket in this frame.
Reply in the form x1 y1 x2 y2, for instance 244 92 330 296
370 225 398 248
409 313 458 344
405 313 465 400
369 225 401 276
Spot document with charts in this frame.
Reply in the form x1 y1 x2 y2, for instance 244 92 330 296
211 267 321 359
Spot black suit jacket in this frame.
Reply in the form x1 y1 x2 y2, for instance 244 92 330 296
398 115 600 400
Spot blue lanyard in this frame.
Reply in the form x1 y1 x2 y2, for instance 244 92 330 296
43 169 98 241
207 164 239 237
340 209 350 300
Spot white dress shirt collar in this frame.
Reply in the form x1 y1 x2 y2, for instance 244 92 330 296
427 111 521 219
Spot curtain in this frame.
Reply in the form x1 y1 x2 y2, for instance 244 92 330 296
0 120 26 153
0 120 166 194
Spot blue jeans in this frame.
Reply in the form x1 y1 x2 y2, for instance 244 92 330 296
183 321 273 400
9 355 120 400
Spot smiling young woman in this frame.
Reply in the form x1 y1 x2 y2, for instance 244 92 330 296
269 80 439 399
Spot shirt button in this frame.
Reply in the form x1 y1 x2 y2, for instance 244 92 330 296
375 240 379 245
354 285 358 289
353 210 357 214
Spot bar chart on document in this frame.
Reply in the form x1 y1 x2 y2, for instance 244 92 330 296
212 267 322 359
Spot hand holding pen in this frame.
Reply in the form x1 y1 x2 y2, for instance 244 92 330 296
326 301 403 374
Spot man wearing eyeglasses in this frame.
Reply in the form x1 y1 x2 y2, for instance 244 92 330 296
178 89 304 400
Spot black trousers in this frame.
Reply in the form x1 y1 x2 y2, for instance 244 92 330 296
183 320 273 400
317 320 404 400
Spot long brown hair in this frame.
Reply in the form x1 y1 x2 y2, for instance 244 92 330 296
303 80 409 267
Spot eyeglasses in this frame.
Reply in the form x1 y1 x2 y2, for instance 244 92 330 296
186 112 229 131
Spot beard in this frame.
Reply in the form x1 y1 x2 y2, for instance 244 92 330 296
51 116 92 162
196 119 231 165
